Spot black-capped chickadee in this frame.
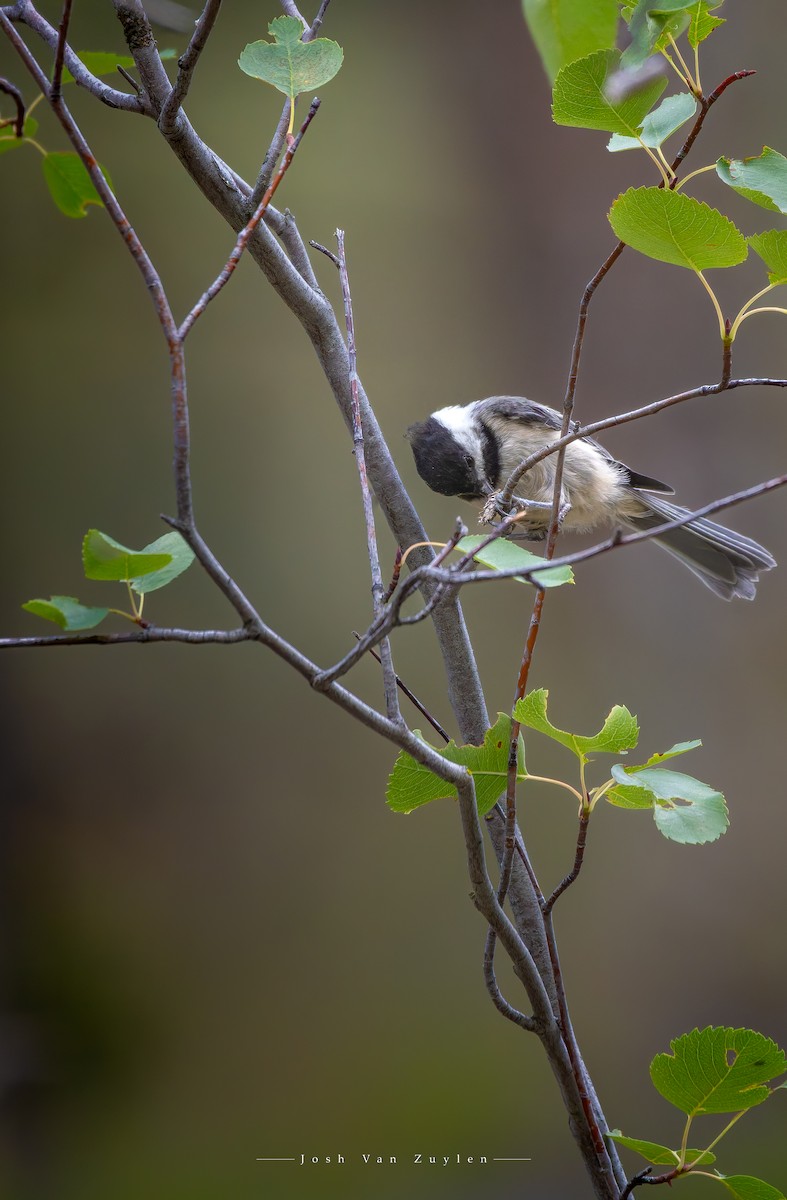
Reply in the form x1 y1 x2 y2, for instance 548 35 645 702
407 396 775 600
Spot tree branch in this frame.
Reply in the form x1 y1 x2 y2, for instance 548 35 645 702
158 0 222 134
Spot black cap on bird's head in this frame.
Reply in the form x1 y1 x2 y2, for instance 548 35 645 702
406 416 485 500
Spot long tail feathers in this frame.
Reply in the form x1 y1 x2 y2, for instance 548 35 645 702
625 497 776 601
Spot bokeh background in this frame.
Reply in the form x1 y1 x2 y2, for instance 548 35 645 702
1 2 786 1197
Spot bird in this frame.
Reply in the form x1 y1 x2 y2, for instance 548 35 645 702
406 395 775 600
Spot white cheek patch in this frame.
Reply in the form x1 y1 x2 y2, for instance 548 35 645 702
432 405 485 464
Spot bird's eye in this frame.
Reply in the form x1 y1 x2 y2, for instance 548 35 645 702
463 454 474 467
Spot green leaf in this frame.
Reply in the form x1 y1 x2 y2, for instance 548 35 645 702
22 595 109 632
622 0 691 69
82 529 171 582
609 187 747 270
238 15 343 104
650 1027 787 1115
61 48 176 85
0 116 38 155
515 689 639 760
607 1131 715 1166
553 48 667 136
521 0 619 82
456 536 573 588
610 764 727 843
687 1 725 48
719 1177 786 1200
639 739 702 768
387 714 525 817
41 152 111 218
128 532 194 594
716 147 787 214
605 782 656 809
607 91 696 151
749 231 787 284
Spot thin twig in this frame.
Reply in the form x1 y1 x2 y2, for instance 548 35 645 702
496 374 787 524
482 936 538 1032
116 63 141 94
159 0 222 134
308 0 332 38
544 810 590 915
0 626 253 649
4 3 146 112
0 74 24 133
334 227 400 723
426 471 787 589
279 0 308 29
179 97 320 339
49 0 72 101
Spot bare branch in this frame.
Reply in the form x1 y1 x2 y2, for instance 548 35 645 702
178 97 320 339
279 0 308 29
0 74 24 133
334 228 401 723
5 2 147 112
49 0 72 101
0 626 253 649
430 471 787 589
482 934 538 1032
544 810 590 915
158 0 222 134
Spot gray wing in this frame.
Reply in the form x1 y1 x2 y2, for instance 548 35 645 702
473 396 674 495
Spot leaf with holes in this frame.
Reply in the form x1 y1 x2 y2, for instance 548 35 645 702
238 15 343 105
552 48 667 135
610 763 727 842
387 714 525 817
650 1027 787 1115
716 147 787 214
456 537 573 588
515 689 639 760
22 596 109 632
609 187 747 270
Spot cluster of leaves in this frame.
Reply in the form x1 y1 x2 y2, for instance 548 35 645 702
610 1026 787 1197
0 51 175 217
23 529 194 631
388 689 727 846
523 0 787 342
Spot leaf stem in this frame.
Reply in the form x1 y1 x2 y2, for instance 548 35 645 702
660 47 692 92
731 305 787 338
697 1109 746 1160
673 162 716 192
694 269 726 340
524 773 584 803
667 32 698 94
678 1113 693 1168
641 140 672 186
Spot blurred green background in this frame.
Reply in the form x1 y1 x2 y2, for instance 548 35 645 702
1 2 786 1197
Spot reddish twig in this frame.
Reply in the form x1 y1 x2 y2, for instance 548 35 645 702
544 810 590 915
49 0 72 101
179 97 320 340
0 74 24 133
